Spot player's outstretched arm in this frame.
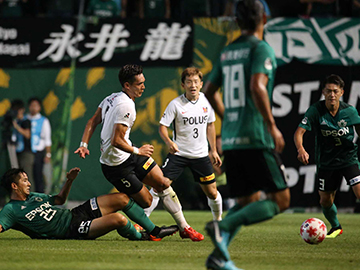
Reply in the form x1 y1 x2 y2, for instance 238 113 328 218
250 73 285 153
74 107 102 159
203 81 224 119
294 127 309 165
159 124 179 154
53 167 81 205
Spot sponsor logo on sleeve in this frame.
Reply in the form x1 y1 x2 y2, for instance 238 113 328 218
301 117 308 125
264 58 273 70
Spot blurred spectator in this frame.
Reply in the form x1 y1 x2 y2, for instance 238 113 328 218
0 0 27 17
224 0 271 17
26 97 52 193
209 0 227 17
46 0 74 17
354 0 360 16
139 0 170 18
11 100 34 190
182 0 210 18
299 0 339 17
122 0 142 18
86 0 119 17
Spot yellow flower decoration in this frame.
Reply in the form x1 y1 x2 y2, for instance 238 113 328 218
0 99 11 117
87 67 105 90
43 90 60 116
55 68 71 86
71 96 86 120
0 69 10 88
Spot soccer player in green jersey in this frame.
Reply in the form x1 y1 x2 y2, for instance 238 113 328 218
203 0 290 269
294 74 360 239
0 167 177 240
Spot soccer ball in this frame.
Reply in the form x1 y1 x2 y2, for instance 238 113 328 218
300 218 327 245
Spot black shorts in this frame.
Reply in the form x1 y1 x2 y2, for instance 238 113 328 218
101 154 157 195
224 149 288 197
316 163 360 192
65 197 102 239
161 154 216 185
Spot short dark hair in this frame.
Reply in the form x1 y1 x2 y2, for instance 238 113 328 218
118 64 143 88
1 168 26 194
235 0 264 31
10 99 25 111
323 74 345 90
181 67 203 84
28 97 42 106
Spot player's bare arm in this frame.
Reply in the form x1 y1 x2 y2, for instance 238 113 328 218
53 167 81 205
250 73 285 153
112 123 153 157
355 124 360 137
207 122 222 167
0 224 3 233
203 81 225 120
74 107 102 159
159 124 179 154
294 127 309 165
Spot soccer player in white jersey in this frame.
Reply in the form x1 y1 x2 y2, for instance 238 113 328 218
144 67 223 241
74 64 200 240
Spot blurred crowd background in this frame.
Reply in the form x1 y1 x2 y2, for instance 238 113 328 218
1 0 360 19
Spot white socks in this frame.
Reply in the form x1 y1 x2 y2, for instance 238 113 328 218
208 191 223 221
157 186 189 230
144 188 160 217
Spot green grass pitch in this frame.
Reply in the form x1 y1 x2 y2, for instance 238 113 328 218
0 211 359 270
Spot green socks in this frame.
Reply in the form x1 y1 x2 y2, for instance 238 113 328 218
117 220 142 240
122 199 156 233
322 203 340 228
219 200 280 233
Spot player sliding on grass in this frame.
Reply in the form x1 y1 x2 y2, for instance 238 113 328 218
0 167 178 240
294 74 360 239
75 64 202 241
203 0 290 269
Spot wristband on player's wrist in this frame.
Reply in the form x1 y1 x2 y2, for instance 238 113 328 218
133 147 139 155
80 142 88 149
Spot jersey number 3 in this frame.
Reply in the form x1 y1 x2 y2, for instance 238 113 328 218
223 64 245 109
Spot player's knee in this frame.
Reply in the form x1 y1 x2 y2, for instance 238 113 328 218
319 197 332 208
137 197 152 208
207 190 217 200
113 213 128 227
277 199 290 212
153 177 171 192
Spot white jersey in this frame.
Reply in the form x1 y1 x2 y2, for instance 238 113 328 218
160 92 215 159
98 92 136 166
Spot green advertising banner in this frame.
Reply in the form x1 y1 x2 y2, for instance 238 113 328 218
1 17 360 205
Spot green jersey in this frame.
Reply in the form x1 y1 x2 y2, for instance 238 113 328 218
144 0 166 18
208 35 277 151
87 0 119 17
0 193 72 239
299 100 360 169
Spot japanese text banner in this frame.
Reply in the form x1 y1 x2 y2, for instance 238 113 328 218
0 18 193 68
